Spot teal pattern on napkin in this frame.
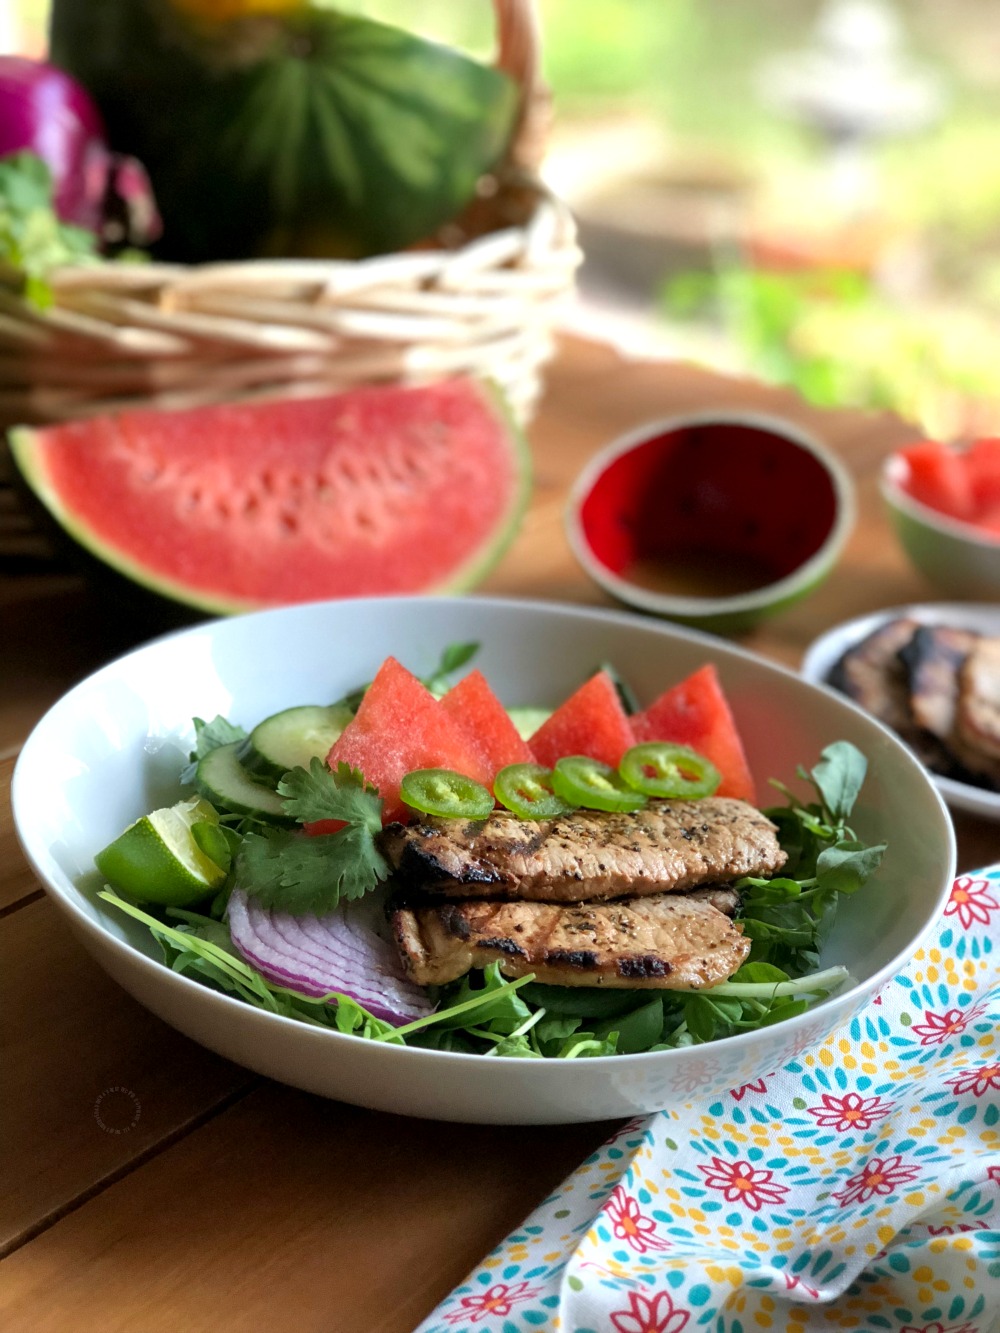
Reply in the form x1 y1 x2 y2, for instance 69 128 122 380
417 870 1000 1332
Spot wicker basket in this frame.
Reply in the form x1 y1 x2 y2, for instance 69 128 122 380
0 0 580 561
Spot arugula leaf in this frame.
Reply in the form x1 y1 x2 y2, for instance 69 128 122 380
809 740 868 823
180 715 248 784
428 961 532 1033
593 998 665 1055
816 839 887 895
278 758 382 830
423 641 480 696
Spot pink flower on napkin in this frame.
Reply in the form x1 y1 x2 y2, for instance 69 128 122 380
833 1153 921 1206
944 875 999 930
944 1062 1000 1098
899 1322 980 1333
609 1289 690 1333
806 1090 894 1131
729 1078 768 1101
696 1157 789 1210
443 1281 539 1325
604 1186 669 1253
911 1007 971 1045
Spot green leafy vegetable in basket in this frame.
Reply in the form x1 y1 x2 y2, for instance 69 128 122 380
49 0 521 263
0 152 98 308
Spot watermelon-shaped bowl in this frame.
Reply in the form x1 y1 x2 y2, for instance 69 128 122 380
566 411 856 634
12 596 953 1123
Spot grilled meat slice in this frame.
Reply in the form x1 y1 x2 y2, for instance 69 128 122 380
900 625 1000 786
900 624 978 738
829 617 949 770
829 616 920 734
391 890 751 989
380 797 785 903
957 637 1000 772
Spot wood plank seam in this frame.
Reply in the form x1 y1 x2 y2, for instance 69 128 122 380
0 1079 260 1262
0 888 44 920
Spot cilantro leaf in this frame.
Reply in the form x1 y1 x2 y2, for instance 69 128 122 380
277 758 382 832
235 824 387 916
180 715 248 783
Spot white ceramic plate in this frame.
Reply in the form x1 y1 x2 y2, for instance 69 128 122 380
802 602 1000 821
13 596 955 1124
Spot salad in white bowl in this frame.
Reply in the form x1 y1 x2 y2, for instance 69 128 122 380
12 597 955 1122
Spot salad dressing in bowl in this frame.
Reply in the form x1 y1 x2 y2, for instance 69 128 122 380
566 411 856 634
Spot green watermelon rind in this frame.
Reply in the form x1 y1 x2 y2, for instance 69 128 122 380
7 380 532 617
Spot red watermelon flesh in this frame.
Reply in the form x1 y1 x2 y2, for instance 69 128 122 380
898 440 974 520
629 664 755 803
326 656 493 824
439 670 534 781
9 378 528 615
528 671 634 770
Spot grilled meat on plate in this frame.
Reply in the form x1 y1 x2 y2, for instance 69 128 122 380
392 887 750 989
380 797 785 903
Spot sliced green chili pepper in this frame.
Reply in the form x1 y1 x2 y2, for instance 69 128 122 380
551 755 648 813
400 768 494 819
494 762 575 820
618 742 721 800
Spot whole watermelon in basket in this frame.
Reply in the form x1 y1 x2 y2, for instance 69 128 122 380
48 0 520 263
8 377 530 614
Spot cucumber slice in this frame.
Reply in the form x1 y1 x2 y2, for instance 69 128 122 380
239 703 354 784
195 743 294 823
506 706 552 741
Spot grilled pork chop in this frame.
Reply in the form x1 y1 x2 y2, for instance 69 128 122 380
391 887 750 988
380 798 785 903
958 637 1000 765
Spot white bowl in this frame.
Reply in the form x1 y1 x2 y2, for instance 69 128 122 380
802 601 1000 822
12 596 955 1124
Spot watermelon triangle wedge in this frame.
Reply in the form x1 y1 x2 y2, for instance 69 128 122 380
8 378 530 614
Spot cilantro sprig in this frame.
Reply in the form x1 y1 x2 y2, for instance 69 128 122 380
234 760 388 916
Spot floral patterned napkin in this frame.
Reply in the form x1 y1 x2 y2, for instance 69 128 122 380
418 871 1000 1333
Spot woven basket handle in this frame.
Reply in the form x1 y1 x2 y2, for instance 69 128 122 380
492 0 550 172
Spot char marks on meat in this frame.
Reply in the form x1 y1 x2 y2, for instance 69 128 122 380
379 797 786 903
391 889 751 989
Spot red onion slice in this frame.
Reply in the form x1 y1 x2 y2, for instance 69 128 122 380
227 889 433 1027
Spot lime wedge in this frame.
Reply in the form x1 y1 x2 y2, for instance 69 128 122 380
95 796 228 906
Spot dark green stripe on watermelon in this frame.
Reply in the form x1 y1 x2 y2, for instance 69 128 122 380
49 1 519 262
8 378 530 615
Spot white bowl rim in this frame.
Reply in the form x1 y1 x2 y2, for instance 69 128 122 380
565 409 857 617
12 592 955 1071
881 451 1000 549
801 598 1000 820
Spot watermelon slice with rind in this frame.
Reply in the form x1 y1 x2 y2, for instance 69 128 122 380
326 656 493 824
9 378 529 615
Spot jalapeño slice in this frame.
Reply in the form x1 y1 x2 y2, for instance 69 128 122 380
619 742 721 800
494 762 575 819
400 768 494 819
551 755 647 813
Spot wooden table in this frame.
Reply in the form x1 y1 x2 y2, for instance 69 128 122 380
2 335 996 1333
